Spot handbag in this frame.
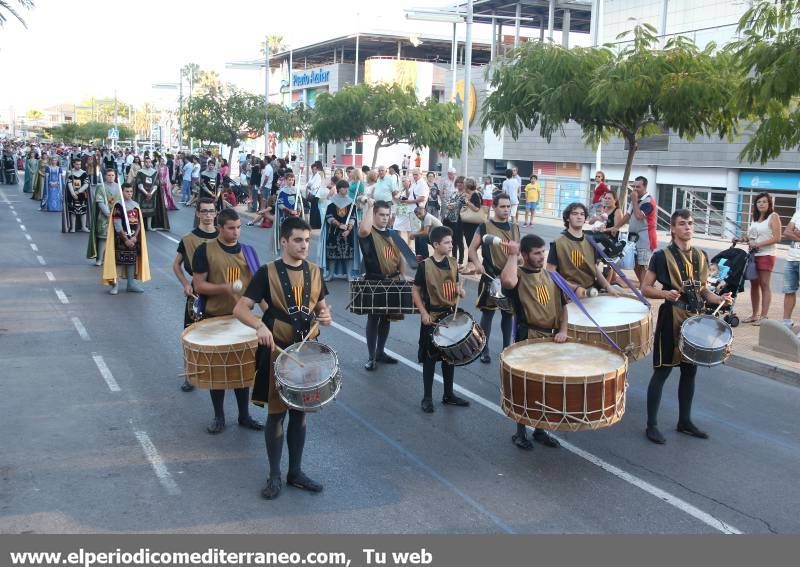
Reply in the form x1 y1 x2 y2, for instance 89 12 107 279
460 204 487 224
744 255 758 281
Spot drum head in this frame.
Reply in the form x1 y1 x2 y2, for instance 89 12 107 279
433 312 474 346
567 295 650 327
502 341 625 377
183 316 255 347
276 341 337 389
682 315 732 348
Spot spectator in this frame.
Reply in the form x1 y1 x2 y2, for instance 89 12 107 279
411 206 442 260
401 154 410 176
782 209 800 328
460 177 484 274
414 151 422 168
425 171 441 218
502 169 519 222
614 176 657 285
523 174 540 227
741 192 783 325
592 170 609 204
442 174 466 267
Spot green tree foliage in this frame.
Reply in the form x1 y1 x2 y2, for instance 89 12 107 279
25 109 42 121
482 24 740 202
312 83 463 168
183 85 264 163
0 0 34 29
46 121 133 144
731 0 800 163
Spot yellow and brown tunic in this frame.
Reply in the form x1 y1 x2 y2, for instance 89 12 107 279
178 228 218 327
549 231 597 290
476 219 520 311
359 226 402 279
506 267 565 340
414 256 460 362
192 239 252 318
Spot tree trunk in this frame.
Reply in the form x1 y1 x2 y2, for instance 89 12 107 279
371 137 384 169
227 143 235 167
619 135 637 207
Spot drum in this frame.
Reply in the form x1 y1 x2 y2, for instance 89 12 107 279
679 314 733 367
432 311 487 366
488 278 510 311
181 316 258 389
567 295 653 361
348 278 417 315
274 341 341 411
500 339 628 432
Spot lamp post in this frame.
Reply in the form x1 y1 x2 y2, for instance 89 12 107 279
152 80 183 150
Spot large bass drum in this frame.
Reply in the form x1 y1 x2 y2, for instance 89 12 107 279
679 314 733 367
181 316 258 389
567 295 653 361
500 339 628 432
274 341 341 411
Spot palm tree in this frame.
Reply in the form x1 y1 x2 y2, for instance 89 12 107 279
260 34 287 56
0 0 34 28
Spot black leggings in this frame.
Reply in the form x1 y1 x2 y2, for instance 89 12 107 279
209 387 251 421
646 363 698 428
366 314 390 361
265 409 306 479
443 219 464 264
462 222 479 255
422 359 455 400
480 309 514 352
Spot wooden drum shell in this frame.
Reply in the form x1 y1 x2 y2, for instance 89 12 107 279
567 296 653 361
181 316 258 389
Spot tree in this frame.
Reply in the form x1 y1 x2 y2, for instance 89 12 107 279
481 24 741 203
312 83 464 167
260 35 287 56
25 109 42 121
183 85 265 164
46 121 132 144
0 0 34 29
731 0 800 164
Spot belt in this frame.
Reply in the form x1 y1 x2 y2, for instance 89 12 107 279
666 299 702 313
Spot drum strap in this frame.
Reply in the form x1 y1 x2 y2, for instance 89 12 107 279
668 244 704 312
272 260 314 343
586 234 650 308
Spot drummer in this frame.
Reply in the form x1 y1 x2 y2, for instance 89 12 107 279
358 199 406 371
233 217 332 500
172 198 219 392
467 193 519 364
191 208 263 434
411 225 470 413
641 209 731 445
547 202 618 297
500 234 566 449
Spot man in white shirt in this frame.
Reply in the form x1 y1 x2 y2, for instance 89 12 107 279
782 210 800 328
439 167 457 201
501 168 520 222
410 167 429 209
373 165 396 202
260 157 274 211
411 206 442 260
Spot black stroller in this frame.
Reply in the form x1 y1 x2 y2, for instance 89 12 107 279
706 244 751 328
2 154 17 185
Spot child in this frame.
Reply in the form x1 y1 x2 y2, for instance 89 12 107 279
523 175 540 227
101 182 150 294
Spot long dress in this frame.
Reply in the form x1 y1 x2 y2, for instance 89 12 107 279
42 165 63 212
159 164 178 210
324 196 355 278
23 158 37 193
136 167 170 230
31 159 46 201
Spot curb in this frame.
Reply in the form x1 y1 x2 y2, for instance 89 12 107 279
727 353 800 387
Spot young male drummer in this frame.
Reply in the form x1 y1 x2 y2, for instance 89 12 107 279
191 208 263 434
411 225 470 413
547 202 618 297
172 198 219 392
233 217 332 500
641 209 730 445
501 234 567 449
358 199 406 370
467 193 519 364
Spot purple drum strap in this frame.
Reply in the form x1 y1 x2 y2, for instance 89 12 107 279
240 243 261 277
550 270 623 353
586 235 651 308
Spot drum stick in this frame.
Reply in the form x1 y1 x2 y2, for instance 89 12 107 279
274 344 305 368
177 370 205 377
297 322 319 353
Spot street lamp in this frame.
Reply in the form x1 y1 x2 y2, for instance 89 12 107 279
152 79 183 150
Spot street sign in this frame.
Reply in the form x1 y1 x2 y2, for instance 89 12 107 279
108 127 119 140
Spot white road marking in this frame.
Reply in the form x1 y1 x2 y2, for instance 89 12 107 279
45 271 56 281
71 317 90 341
329 321 743 535
24 234 32 241
54 289 69 304
91 353 121 392
36 255 46 265
30 243 38 251
19 224 26 230
134 431 181 496
157 232 180 244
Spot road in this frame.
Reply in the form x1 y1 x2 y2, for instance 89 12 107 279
1 182 799 534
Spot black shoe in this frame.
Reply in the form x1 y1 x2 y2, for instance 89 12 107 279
512 433 534 450
677 422 709 439
420 398 435 413
364 360 376 371
180 380 195 392
646 426 666 444
261 477 282 500
238 416 264 431
286 471 323 493
533 429 560 448
376 353 398 364
480 351 491 364
442 394 470 407
206 418 225 434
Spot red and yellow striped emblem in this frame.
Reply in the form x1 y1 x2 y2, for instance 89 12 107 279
225 266 241 283
292 285 304 308
570 249 584 268
442 280 458 301
534 285 550 305
384 245 396 260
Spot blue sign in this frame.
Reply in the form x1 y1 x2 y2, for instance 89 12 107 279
739 171 800 191
292 69 330 88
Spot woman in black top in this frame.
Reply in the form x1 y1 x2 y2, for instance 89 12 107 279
460 177 484 274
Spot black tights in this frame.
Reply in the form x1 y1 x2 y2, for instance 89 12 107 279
646 363 698 428
265 409 306 479
422 359 455 400
366 314 390 361
209 388 251 421
480 309 514 352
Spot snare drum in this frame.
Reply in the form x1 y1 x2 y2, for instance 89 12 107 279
567 295 653 361
181 316 258 389
488 278 510 311
500 339 628 432
348 278 417 315
432 311 487 366
679 314 733 367
274 341 341 411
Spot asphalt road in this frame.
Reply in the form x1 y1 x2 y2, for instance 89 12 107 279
1 181 799 534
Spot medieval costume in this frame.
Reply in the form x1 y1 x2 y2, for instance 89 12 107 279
323 193 355 279
23 155 37 194
41 163 63 212
136 165 170 231
64 167 90 232
32 158 46 202
159 159 178 210
87 180 121 265
101 197 150 294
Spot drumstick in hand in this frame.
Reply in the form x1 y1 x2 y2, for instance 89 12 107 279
297 322 319 353
274 344 305 368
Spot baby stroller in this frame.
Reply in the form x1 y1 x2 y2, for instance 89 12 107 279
2 154 17 185
706 244 751 328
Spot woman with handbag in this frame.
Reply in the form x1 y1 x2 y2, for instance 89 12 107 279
459 177 486 274
442 175 465 267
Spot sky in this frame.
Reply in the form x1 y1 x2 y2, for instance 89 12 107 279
0 0 508 115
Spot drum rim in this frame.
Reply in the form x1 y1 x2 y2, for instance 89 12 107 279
432 312 475 346
277 370 342 411
181 315 259 350
275 340 340 389
680 314 733 347
566 296 652 329
500 338 628 383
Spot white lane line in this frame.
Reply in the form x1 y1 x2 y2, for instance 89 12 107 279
36 255 46 265
157 232 180 244
24 234 32 241
54 289 69 304
19 224 26 230
329 321 743 535
45 271 56 281
134 431 181 496
71 317 90 341
91 353 121 392
30 243 38 251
